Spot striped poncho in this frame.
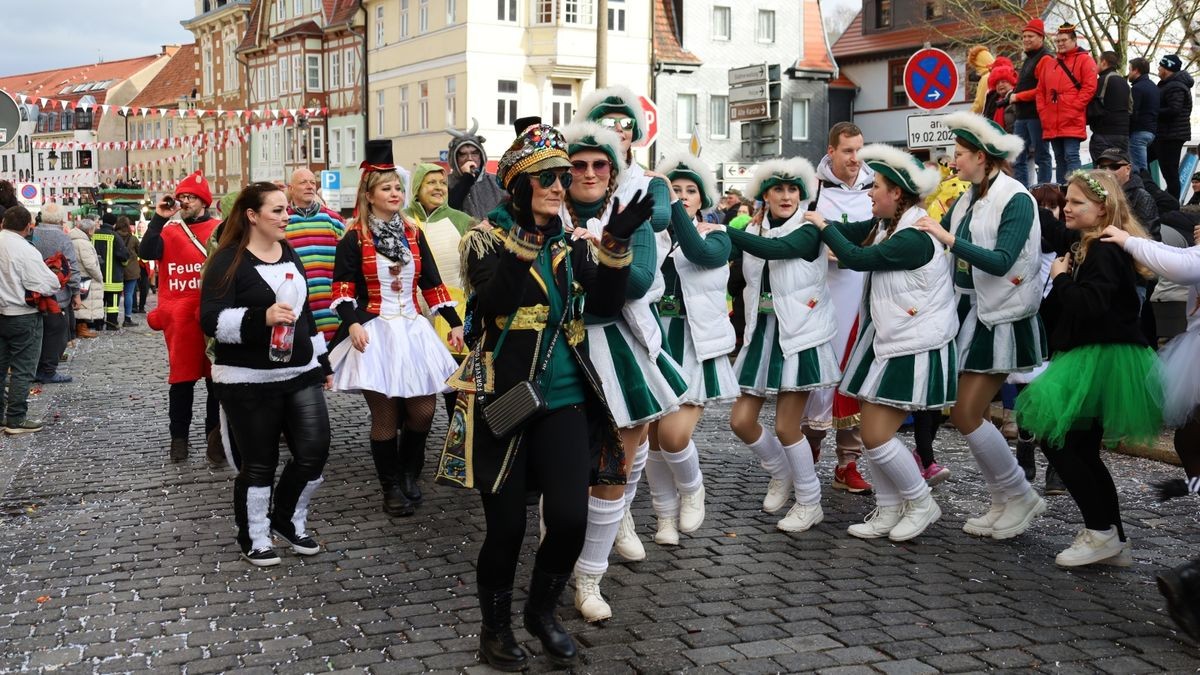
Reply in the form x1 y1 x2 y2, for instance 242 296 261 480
286 206 346 343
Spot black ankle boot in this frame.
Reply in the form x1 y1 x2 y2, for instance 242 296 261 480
1044 465 1067 496
399 428 428 503
1015 434 1036 481
1158 557 1200 641
478 586 528 671
370 439 414 517
523 568 577 666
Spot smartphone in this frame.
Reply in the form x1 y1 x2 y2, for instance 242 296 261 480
162 195 175 209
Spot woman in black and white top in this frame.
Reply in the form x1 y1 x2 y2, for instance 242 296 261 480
200 181 333 567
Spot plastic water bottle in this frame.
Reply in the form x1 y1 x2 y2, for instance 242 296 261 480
269 272 302 362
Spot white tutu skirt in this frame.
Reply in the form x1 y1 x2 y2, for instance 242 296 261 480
1160 329 1200 427
329 314 457 397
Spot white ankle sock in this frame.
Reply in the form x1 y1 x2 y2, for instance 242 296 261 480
868 438 929 502
574 497 625 576
624 439 649 508
964 422 1029 501
782 438 821 505
645 450 680 518
747 428 790 480
664 441 703 494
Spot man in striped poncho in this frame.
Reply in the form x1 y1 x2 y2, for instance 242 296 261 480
285 168 346 344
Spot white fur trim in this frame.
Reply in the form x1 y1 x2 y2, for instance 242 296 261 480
329 296 357 312
746 157 818 201
216 307 249 345
858 144 942 197
659 152 720 209
561 121 625 171
574 85 648 139
942 111 1025 162
291 476 324 538
212 336 325 384
427 299 459 314
254 261 307 300
246 486 273 550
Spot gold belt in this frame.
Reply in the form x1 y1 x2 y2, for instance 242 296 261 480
497 304 550 330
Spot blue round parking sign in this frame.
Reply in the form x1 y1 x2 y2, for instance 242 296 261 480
903 48 959 111
20 185 38 200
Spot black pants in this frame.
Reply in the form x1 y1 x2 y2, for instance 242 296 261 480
136 275 149 311
1041 422 1125 539
1154 138 1187 199
911 409 943 468
478 406 592 590
103 290 121 327
37 311 69 377
168 378 219 441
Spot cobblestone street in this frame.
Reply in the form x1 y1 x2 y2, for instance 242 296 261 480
2 313 1199 674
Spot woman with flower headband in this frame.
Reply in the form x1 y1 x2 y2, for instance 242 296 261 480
806 145 953 542
436 117 652 670
1016 169 1162 567
916 112 1048 541
328 140 463 518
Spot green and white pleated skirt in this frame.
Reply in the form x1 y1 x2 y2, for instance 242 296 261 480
587 319 688 428
955 293 1048 374
733 313 842 396
839 318 958 411
662 316 739 406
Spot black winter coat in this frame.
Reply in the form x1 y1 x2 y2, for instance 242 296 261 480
1122 172 1161 240
1130 74 1161 134
1089 68 1131 135
1157 71 1194 141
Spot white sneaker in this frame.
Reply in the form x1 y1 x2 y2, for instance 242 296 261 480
990 489 1047 540
763 478 792 513
962 500 1006 537
654 516 680 546
613 508 646 561
574 573 611 622
1055 527 1123 567
1097 539 1133 567
847 505 903 539
888 494 942 542
777 502 824 533
679 484 705 533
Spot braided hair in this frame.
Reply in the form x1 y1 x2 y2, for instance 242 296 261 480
860 174 919 245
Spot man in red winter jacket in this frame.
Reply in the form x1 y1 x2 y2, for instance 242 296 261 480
1037 23 1097 182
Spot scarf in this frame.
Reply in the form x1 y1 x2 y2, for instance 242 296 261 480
367 211 411 265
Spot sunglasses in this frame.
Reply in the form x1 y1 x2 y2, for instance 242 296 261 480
535 170 573 189
599 117 636 131
570 159 612 175
1096 163 1126 171
387 263 402 292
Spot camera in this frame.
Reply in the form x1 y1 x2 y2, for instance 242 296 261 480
161 195 175 209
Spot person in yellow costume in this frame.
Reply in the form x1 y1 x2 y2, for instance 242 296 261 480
925 157 972 222
968 46 997 115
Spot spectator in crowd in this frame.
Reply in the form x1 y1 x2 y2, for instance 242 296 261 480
1188 173 1200 206
1128 57 1161 175
968 46 997 114
0 206 61 434
1088 51 1132 159
1154 54 1194 200
114 217 141 327
68 219 103 339
93 212 129 331
1038 24 1097 182
30 203 81 384
285 168 346 344
1009 19 1055 186
405 163 472 361
984 60 1018 132
0 181 16 210
446 118 505 220
1097 148 1161 239
721 188 743 223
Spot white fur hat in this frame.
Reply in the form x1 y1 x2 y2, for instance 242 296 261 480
858 144 942 197
659 153 719 210
942 111 1025 162
746 157 818 202
574 85 648 143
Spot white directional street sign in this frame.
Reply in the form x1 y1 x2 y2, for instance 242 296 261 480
729 83 771 104
906 113 956 150
728 64 770 87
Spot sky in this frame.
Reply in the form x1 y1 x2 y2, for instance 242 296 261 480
1 0 197 76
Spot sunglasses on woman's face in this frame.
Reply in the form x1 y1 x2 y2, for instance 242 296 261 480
535 170 573 189
388 263 402 292
599 117 635 131
570 159 612 176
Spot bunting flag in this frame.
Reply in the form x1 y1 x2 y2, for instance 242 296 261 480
1 88 329 123
31 116 298 152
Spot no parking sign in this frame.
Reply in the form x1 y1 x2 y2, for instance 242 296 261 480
904 48 959 111
17 183 42 209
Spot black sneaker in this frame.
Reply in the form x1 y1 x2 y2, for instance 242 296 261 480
169 438 189 462
4 419 44 435
241 546 282 567
271 522 320 556
123 317 136 327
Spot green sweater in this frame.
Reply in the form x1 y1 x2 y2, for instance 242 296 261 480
939 182 1035 289
647 175 673 234
662 201 732 314
574 197 658 304
532 232 585 408
821 218 934 272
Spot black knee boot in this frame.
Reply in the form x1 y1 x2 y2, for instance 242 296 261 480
399 428 428 503
478 585 528 671
523 568 578 666
370 438 413 517
1158 557 1200 641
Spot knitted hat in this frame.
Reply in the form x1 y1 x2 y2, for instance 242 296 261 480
576 86 647 143
858 144 941 198
496 116 571 190
745 157 818 202
560 121 624 176
1023 18 1045 36
660 152 719 210
943 111 1026 162
989 64 1017 89
175 170 213 207
1160 54 1183 73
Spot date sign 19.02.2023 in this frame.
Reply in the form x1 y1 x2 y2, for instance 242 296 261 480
907 114 955 150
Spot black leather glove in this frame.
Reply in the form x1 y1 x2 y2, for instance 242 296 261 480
605 190 655 239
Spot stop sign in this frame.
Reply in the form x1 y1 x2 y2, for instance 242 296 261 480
634 95 659 148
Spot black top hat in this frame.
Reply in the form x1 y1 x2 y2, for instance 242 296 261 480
361 139 396 172
513 116 542 137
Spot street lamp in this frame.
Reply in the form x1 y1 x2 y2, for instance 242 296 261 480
47 149 58 171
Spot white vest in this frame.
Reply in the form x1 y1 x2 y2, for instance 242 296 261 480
741 211 837 357
947 172 1043 327
869 207 958 359
672 219 737 360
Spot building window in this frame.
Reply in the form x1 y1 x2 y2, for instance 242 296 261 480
757 10 775 43
418 81 430 129
256 69 266 102
562 0 592 24
608 0 625 31
712 6 731 40
37 153 44 172
292 55 304 93
260 131 270 162
400 0 410 37
279 57 289 94
925 0 944 19
400 85 410 132
294 0 303 16
676 94 696 139
535 0 553 23
276 0 285 21
310 125 325 162
312 0 320 11
447 0 457 24
329 51 341 88
497 79 518 125
888 58 907 108
330 128 342 165
875 0 891 29
269 64 279 98
791 99 809 141
167 119 173 138
203 46 214 94
445 76 457 127
228 145 241 176
224 37 239 89
551 82 573 126
60 151 73 170
377 90 386 136
345 48 355 85
376 5 385 45
306 54 322 91
710 95 728 138
419 0 429 32
286 128 296 162
498 0 517 21
346 126 358 164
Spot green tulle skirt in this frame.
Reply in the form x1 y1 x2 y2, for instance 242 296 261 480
1016 343 1163 448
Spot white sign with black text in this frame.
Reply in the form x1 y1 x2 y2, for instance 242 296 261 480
906 114 956 150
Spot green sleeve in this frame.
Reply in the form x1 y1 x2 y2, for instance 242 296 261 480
822 226 934 272
648 176 672 233
829 218 878 245
625 221 658 299
727 223 822 262
670 201 730 268
950 197 1035 276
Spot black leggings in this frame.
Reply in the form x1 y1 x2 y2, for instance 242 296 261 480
224 383 330 488
1041 421 1124 540
911 410 943 469
1174 413 1200 479
477 406 592 590
168 378 219 440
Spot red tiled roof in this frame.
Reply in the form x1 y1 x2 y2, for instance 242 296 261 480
653 0 701 66
326 0 359 26
129 44 198 108
0 53 164 104
829 73 857 89
793 0 836 74
275 19 323 40
237 0 265 53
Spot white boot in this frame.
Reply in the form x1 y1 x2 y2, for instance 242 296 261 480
612 508 646 561
990 489 1047 539
888 493 942 542
847 505 903 539
763 478 792 514
1054 527 1123 567
574 573 612 622
777 502 824 533
678 485 705 533
962 499 1006 537
654 515 680 546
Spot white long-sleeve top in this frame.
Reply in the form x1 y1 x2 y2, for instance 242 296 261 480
1122 237 1200 332
0 230 60 316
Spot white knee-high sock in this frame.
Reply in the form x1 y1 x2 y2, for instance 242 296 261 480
867 438 929 502
624 439 649 508
644 450 680 518
782 438 821 505
574 496 625 576
866 453 902 508
747 428 791 481
964 422 1029 500
663 441 703 494
246 486 273 550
